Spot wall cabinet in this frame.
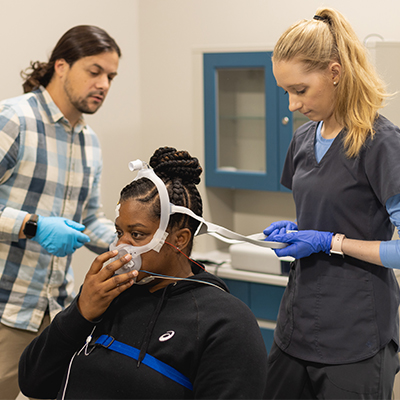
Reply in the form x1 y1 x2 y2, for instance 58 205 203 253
222 277 285 352
203 52 306 191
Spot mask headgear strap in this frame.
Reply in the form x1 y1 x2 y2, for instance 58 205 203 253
127 159 286 250
126 160 170 256
170 204 285 249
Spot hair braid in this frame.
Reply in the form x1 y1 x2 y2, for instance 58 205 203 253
119 147 203 253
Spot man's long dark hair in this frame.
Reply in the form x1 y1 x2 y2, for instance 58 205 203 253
21 25 121 93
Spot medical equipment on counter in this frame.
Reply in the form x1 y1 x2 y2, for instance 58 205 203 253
230 242 293 275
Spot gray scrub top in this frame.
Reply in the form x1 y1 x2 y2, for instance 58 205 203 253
276 115 400 364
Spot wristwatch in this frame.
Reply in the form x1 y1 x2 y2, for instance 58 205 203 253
23 214 39 239
330 233 345 257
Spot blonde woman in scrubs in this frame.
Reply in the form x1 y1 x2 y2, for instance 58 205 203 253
264 7 400 399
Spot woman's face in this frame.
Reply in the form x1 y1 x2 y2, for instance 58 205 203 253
114 198 173 280
272 58 339 123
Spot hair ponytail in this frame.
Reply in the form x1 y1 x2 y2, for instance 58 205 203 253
273 8 387 158
20 61 54 93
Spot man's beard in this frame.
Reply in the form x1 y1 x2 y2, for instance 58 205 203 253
64 80 104 115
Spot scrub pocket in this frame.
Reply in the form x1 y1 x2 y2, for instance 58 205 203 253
313 275 378 362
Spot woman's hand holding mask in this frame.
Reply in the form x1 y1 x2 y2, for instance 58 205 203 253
77 250 138 321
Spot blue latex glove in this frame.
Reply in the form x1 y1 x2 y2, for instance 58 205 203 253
267 229 333 259
263 220 298 240
32 216 90 257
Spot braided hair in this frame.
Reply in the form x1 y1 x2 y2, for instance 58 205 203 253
119 147 203 253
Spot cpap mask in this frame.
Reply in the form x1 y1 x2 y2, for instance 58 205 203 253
109 159 286 277
109 160 171 279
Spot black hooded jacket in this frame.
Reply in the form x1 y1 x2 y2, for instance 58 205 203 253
19 263 268 399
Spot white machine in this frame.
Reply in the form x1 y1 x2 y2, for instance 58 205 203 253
230 242 293 275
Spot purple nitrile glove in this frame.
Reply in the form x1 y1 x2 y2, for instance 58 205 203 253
263 220 298 241
267 229 333 259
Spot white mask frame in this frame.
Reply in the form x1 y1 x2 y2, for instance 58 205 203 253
111 159 286 275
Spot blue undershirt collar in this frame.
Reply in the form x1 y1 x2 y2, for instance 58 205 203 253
315 121 335 163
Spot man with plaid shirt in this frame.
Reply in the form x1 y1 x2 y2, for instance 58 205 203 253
0 25 121 399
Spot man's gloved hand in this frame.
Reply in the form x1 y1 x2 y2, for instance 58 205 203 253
266 229 333 259
32 216 90 257
263 220 298 240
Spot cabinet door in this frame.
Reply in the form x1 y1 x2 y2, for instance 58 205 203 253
222 278 285 352
204 52 293 191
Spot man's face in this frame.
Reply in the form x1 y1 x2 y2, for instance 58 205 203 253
63 51 119 115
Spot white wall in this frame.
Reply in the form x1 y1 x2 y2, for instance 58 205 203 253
0 0 141 285
135 0 400 252
3 1 400 398
2 0 400 285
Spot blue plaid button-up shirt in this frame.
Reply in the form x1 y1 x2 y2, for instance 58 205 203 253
0 86 115 331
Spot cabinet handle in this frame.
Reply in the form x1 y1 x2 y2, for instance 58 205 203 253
281 116 289 126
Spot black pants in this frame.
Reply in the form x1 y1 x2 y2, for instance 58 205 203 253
265 341 400 399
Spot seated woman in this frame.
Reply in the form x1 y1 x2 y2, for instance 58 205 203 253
18 147 268 399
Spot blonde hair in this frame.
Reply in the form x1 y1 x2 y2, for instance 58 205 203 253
273 8 387 158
